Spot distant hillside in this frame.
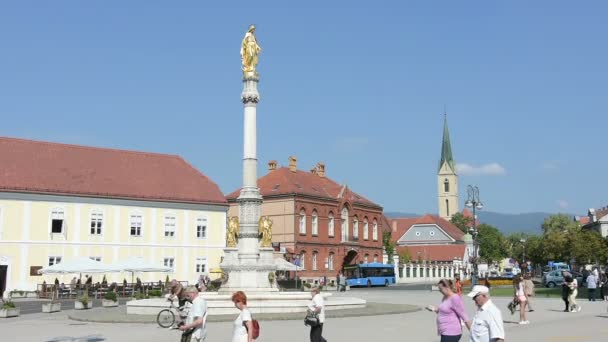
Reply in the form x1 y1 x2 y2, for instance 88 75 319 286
385 211 566 235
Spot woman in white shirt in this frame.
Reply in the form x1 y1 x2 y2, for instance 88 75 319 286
231 291 254 342
308 286 326 342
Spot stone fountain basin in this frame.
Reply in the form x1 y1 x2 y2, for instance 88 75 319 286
127 292 365 315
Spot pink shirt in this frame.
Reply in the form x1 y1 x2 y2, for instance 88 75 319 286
437 294 469 336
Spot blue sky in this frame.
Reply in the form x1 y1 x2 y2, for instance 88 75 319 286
0 1 606 215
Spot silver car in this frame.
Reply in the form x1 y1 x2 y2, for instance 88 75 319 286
542 270 584 288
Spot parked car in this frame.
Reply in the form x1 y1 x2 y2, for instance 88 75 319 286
542 270 584 288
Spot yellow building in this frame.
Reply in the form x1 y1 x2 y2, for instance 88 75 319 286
0 137 228 296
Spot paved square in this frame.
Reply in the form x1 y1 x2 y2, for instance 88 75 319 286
3 287 608 341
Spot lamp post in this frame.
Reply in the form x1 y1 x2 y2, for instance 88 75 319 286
465 185 483 286
520 239 526 274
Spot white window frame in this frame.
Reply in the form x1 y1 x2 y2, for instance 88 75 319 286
50 207 65 234
164 214 176 238
299 209 307 235
372 219 378 241
195 257 207 273
300 252 306 270
163 257 175 270
364 254 369 263
311 210 318 236
328 253 334 271
328 212 335 237
130 213 143 237
196 217 207 239
353 216 359 239
363 218 369 240
312 252 318 270
341 207 349 242
48 256 62 266
90 210 103 236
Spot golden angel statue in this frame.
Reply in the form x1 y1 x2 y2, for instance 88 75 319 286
240 24 261 75
258 216 273 247
226 216 239 248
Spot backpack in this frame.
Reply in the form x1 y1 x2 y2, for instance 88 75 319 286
244 317 260 339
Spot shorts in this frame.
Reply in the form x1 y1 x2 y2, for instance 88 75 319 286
518 296 527 302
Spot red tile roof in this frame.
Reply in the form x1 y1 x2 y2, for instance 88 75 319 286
0 137 227 205
226 167 381 208
397 244 466 262
578 217 591 225
390 214 465 241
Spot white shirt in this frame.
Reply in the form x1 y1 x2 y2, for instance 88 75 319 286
469 300 505 342
232 308 252 342
186 296 207 340
308 294 325 323
515 282 525 297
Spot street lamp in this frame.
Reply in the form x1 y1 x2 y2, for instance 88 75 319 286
520 239 527 274
465 185 483 286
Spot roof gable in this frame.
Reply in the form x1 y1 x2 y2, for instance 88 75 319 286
398 223 455 244
390 214 464 243
0 137 227 205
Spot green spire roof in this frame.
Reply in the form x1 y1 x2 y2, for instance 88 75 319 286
439 113 455 172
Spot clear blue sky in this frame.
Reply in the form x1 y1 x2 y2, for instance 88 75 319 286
1 1 606 215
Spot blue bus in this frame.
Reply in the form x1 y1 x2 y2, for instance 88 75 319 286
344 263 396 287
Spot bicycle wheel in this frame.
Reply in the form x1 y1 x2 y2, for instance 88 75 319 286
156 309 175 328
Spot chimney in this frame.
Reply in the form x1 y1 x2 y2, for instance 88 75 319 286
310 167 317 175
392 220 397 233
288 156 297 172
316 162 326 177
268 160 277 171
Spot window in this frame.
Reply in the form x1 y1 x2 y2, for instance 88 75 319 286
51 208 65 234
195 258 207 273
312 252 318 270
363 217 369 240
299 209 307 234
164 215 176 237
372 219 378 241
164 257 175 270
415 231 421 236
430 231 435 236
353 216 359 239
373 254 378 263
89 256 101 262
196 217 207 239
328 253 334 270
90 211 103 235
130 214 142 236
328 212 335 237
312 210 318 236
364 254 369 263
341 207 349 242
444 179 450 192
446 199 450 217
300 252 306 270
48 256 62 266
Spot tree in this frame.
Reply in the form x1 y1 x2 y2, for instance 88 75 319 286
398 249 411 264
450 212 472 233
476 223 508 264
541 214 580 235
382 232 396 264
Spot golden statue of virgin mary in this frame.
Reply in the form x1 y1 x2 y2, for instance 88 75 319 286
240 24 261 76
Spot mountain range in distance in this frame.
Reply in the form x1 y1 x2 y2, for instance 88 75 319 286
384 211 572 235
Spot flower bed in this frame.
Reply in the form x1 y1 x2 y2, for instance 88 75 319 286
462 279 514 286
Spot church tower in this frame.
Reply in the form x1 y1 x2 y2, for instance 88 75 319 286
438 113 459 220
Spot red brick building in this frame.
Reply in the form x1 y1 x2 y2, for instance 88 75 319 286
226 157 386 282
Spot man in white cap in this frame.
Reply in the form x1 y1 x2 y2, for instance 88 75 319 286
467 285 505 342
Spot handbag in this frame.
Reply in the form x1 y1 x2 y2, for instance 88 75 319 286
304 309 320 327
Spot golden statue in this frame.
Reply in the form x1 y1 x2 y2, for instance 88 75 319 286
226 216 239 248
258 216 273 247
240 24 261 76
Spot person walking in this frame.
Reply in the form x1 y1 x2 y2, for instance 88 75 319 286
586 272 598 302
454 275 463 296
339 272 347 292
565 272 581 312
513 275 529 324
307 286 326 342
467 285 505 342
523 274 535 312
561 272 572 312
602 272 608 301
231 291 254 342
427 279 470 342
179 286 208 342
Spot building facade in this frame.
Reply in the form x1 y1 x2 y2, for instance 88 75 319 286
226 157 386 283
0 137 228 297
582 207 608 237
438 114 459 220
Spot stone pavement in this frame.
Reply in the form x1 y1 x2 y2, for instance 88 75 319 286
2 287 608 341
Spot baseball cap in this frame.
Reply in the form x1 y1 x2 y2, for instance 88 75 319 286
467 285 490 298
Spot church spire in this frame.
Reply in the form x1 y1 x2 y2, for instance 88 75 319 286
439 112 455 172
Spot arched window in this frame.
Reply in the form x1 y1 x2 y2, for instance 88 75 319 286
444 178 450 192
373 254 379 263
299 209 307 234
372 219 378 241
300 251 306 269
364 254 369 263
328 252 334 270
353 216 359 239
363 217 369 240
341 206 349 242
328 212 335 237
312 210 319 236
446 199 450 217
312 252 318 270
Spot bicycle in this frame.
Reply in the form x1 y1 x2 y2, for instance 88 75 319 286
156 296 189 329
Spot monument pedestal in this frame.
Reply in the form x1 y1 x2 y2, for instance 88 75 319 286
219 247 278 294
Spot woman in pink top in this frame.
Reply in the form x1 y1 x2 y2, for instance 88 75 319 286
427 279 471 342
